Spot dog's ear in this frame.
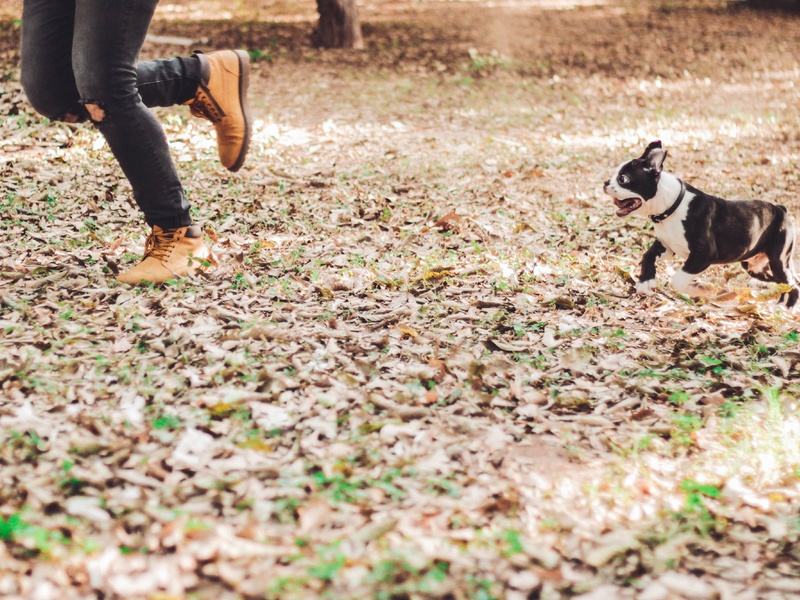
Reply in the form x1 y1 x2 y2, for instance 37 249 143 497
642 140 667 173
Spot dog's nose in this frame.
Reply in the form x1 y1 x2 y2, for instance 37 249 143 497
604 179 610 187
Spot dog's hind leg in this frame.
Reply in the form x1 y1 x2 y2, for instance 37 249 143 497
742 253 774 282
767 222 800 309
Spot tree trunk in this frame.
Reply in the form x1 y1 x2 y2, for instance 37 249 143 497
314 0 364 49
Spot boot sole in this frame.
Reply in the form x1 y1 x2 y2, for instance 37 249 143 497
228 49 252 173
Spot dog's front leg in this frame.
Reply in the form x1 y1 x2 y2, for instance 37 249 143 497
637 240 672 293
671 257 713 298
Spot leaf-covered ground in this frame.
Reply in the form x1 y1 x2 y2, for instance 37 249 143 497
2 2 800 598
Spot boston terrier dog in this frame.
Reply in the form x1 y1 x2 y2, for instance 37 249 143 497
603 140 799 309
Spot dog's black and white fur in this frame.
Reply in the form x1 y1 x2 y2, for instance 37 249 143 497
604 140 799 309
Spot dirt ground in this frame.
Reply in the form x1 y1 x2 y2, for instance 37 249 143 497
1 1 800 599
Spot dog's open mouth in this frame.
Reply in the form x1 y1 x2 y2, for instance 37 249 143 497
614 197 642 217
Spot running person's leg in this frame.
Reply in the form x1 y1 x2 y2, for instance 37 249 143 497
20 0 83 123
21 0 250 283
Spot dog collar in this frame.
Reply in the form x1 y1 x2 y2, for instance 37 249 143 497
650 180 686 224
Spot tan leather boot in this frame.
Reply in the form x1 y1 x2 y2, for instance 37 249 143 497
116 225 211 284
185 50 252 172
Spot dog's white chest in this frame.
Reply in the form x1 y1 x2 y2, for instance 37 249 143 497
653 198 691 258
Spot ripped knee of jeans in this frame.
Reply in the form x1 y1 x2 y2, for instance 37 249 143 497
81 100 107 123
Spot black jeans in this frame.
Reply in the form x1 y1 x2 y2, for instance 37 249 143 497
20 0 202 228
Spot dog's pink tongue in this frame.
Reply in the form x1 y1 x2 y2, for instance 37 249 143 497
613 198 641 216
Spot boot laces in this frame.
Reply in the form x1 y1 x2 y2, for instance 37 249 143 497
189 88 223 123
143 228 178 262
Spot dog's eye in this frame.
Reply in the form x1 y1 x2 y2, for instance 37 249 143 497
617 174 630 185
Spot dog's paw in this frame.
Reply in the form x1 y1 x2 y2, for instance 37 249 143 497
635 279 657 294
671 271 712 298
685 283 713 298
778 288 800 312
